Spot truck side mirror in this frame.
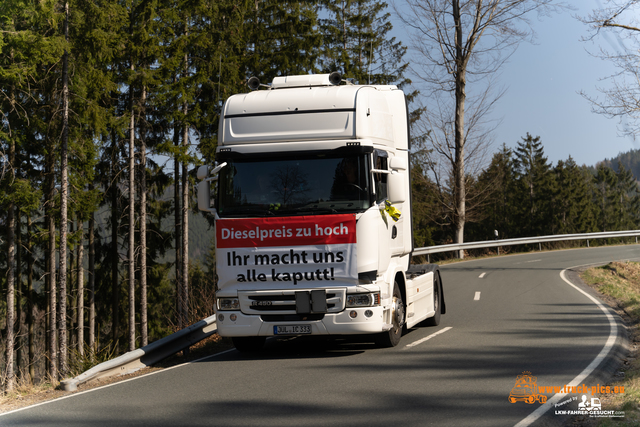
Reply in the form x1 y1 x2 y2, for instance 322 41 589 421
389 156 407 171
387 171 405 204
198 180 215 213
197 165 209 179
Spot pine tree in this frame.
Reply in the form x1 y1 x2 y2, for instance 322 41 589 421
513 134 555 237
319 0 408 87
247 0 320 81
552 157 597 235
594 165 619 232
0 0 65 385
476 144 516 240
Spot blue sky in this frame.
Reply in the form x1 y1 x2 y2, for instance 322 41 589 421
395 0 639 168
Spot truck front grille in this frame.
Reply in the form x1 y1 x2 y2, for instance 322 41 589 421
238 289 345 315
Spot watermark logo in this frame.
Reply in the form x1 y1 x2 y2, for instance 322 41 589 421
578 395 601 412
508 371 626 419
555 395 625 418
508 371 548 404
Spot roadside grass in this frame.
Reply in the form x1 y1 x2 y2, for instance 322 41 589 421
580 262 640 426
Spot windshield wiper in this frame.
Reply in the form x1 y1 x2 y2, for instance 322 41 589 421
291 206 338 214
221 207 275 217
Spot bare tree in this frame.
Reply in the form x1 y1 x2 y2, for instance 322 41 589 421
397 0 560 257
411 82 501 235
579 1 640 136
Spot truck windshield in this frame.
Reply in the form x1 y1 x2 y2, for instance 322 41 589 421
217 154 370 217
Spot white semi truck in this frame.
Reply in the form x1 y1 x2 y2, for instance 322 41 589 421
197 73 445 351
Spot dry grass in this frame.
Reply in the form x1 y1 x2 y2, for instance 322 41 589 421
580 262 640 426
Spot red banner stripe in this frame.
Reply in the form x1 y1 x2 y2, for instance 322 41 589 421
216 214 357 248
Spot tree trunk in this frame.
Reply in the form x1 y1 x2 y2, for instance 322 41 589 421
46 146 57 381
5 155 16 392
27 215 35 382
140 86 148 346
88 206 96 352
69 219 76 352
16 210 23 375
77 220 84 356
181 48 189 332
111 130 120 345
58 0 70 378
182 116 189 329
453 0 466 259
173 125 182 328
128 63 136 352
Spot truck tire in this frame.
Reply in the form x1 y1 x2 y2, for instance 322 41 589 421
232 336 266 352
375 281 405 348
423 272 441 327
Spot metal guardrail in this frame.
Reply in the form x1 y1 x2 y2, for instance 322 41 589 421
62 229 640 390
412 230 640 258
61 315 218 391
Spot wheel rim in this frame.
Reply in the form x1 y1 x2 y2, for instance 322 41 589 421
433 280 439 312
392 294 405 330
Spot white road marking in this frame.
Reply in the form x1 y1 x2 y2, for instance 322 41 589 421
405 326 453 349
479 272 486 278
526 259 541 263
474 291 481 301
514 266 619 427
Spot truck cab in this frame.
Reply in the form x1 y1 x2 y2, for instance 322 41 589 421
198 73 445 351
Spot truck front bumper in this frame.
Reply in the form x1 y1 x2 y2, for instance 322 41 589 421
215 306 386 337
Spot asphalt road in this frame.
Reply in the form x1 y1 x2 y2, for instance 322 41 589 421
2 245 637 427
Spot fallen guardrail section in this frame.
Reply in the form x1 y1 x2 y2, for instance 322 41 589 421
60 315 217 391
61 229 640 391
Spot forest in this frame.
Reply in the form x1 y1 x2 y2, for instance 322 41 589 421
1 0 640 393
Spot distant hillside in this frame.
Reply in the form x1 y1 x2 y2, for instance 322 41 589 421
597 148 640 181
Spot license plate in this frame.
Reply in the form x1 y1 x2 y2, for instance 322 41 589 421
274 325 312 335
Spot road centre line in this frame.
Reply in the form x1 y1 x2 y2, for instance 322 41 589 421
479 272 486 278
514 266 619 427
474 292 481 301
405 326 453 349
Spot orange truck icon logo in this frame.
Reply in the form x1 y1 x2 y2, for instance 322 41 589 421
509 372 548 404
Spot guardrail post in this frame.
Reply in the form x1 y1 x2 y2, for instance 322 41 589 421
538 243 541 251
587 240 589 248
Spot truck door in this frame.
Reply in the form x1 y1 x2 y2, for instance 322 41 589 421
372 150 393 271
373 150 404 258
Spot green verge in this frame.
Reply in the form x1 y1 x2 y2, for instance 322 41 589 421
580 262 640 426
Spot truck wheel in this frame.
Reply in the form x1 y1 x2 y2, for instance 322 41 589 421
423 272 441 327
375 282 405 348
232 336 266 352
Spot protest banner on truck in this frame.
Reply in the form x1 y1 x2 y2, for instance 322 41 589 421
216 214 357 288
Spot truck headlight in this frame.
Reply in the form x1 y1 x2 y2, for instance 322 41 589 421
217 298 240 311
346 292 380 307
